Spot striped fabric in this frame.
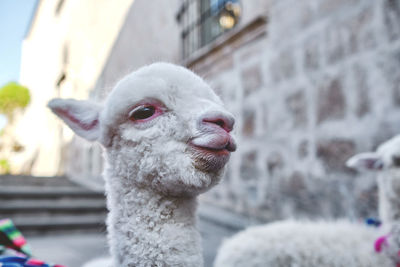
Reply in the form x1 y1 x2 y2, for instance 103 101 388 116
0 256 65 267
0 219 31 256
0 219 65 267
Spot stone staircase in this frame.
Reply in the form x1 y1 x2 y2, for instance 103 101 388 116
0 175 107 235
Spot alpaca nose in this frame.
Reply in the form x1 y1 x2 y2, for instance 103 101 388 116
201 112 235 133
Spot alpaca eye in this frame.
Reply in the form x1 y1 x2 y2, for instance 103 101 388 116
129 106 156 121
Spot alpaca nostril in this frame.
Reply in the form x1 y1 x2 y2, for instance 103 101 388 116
202 115 234 132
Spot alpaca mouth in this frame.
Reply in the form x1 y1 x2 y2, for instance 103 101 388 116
190 144 234 155
190 132 236 152
188 134 236 172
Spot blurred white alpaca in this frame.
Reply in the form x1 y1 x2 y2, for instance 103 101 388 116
215 136 400 267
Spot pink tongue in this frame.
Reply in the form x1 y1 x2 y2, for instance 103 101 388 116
192 133 236 151
206 136 229 149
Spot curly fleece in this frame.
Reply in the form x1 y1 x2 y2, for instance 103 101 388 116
215 220 393 267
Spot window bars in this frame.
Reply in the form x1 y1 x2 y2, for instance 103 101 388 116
177 0 241 59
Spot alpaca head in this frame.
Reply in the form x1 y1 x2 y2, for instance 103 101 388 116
48 63 236 197
346 135 400 174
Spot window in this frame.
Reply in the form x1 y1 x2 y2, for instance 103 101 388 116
177 0 241 59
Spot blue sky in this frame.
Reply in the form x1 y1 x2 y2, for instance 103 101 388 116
0 0 38 87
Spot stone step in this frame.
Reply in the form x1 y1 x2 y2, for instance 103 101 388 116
0 198 106 208
12 215 107 235
0 175 108 234
0 175 79 187
0 186 105 200
0 201 107 215
6 212 107 223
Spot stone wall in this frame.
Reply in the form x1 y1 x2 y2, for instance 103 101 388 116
64 0 400 222
190 0 400 222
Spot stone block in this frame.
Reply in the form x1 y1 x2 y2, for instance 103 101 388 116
325 25 346 65
383 0 400 42
266 151 284 175
346 5 377 53
226 189 238 207
298 1 315 29
241 63 262 96
318 0 360 18
240 151 259 181
317 139 356 172
298 140 309 159
270 48 296 83
242 107 255 137
271 1 315 39
317 77 346 124
393 82 400 107
286 90 308 128
303 34 320 71
261 100 268 133
244 184 259 207
352 65 370 117
281 171 309 208
287 171 307 193
376 48 400 106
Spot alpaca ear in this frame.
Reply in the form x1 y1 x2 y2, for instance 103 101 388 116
346 152 384 171
48 98 102 142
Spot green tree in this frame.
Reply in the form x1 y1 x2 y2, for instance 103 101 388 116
0 82 31 174
0 82 31 117
0 159 11 174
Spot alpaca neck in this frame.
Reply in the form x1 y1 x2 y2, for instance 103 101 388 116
378 172 400 225
105 176 203 267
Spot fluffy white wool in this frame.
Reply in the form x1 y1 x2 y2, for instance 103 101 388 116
215 220 392 267
215 136 400 267
82 257 112 267
49 62 235 267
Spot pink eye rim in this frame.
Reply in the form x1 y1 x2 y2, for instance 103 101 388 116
129 105 156 121
128 100 166 123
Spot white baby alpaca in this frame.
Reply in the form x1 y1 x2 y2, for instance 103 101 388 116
49 62 236 267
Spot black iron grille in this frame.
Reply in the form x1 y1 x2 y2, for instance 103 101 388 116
177 0 240 59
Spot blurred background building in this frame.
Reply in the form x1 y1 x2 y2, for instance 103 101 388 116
16 0 400 226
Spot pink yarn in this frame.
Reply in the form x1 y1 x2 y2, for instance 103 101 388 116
13 236 26 246
26 258 46 265
375 236 388 253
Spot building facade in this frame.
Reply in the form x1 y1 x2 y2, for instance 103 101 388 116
18 0 133 178
20 0 400 223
